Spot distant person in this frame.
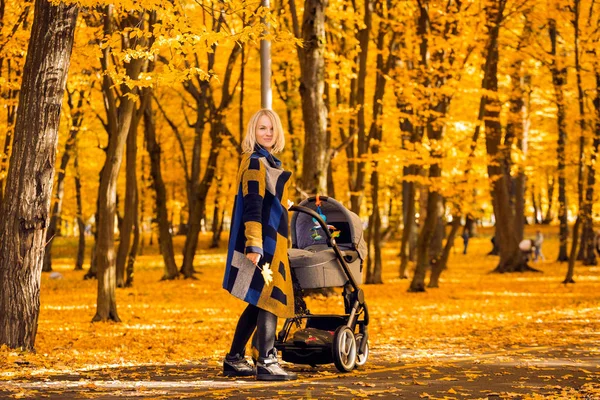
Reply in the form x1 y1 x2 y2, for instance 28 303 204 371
461 230 469 255
534 230 545 261
519 239 535 262
595 230 600 258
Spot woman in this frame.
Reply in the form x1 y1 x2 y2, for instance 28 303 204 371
222 109 297 381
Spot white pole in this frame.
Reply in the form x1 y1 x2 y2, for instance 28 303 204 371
260 0 272 109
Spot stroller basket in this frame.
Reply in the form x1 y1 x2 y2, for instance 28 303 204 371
289 245 362 288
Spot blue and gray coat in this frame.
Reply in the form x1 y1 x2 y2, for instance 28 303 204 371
222 148 294 318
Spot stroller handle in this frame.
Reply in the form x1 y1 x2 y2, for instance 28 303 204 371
288 205 361 292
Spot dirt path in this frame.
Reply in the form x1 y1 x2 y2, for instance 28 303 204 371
2 344 598 399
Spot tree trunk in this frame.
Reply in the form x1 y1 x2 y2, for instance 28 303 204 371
93 8 144 322
506 29 530 243
0 0 77 349
180 98 206 278
583 69 600 265
0 60 21 208
115 108 141 287
273 61 301 183
564 216 580 284
399 169 415 279
144 93 179 280
429 211 445 267
577 226 589 261
531 183 540 224
409 178 442 292
74 142 85 271
84 187 100 280
125 175 139 288
345 77 357 208
210 172 223 248
291 14 339 290
549 18 569 262
181 116 227 278
483 0 533 273
43 127 75 272
408 0 461 289
395 11 417 279
85 241 97 279
429 215 461 288
513 152 526 241
43 90 85 272
179 41 241 278
366 169 383 284
138 155 146 256
299 0 329 195
94 95 138 321
365 0 395 284
324 82 336 198
397 90 419 279
542 173 555 224
348 0 372 213
573 0 592 263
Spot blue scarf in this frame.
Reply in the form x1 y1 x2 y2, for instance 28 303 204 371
254 145 282 169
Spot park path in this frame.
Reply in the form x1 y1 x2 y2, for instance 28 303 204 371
1 343 598 399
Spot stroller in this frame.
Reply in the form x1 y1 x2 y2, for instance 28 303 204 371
275 196 370 372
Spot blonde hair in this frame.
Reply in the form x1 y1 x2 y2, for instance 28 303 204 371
242 109 286 154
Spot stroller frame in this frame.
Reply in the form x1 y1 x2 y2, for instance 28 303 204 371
276 199 370 372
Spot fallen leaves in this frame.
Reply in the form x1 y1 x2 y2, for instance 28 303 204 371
0 231 597 400
438 376 458 381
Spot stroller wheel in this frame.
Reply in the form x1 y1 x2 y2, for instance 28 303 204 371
332 326 357 372
355 334 369 368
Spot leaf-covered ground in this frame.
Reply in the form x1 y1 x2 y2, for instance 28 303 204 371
1 226 599 398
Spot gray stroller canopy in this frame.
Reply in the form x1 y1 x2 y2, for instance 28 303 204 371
291 196 367 260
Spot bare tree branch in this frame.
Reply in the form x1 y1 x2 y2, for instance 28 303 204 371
153 93 191 186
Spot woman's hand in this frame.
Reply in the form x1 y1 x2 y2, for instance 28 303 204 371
246 252 261 265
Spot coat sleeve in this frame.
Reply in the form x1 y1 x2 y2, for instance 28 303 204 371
241 157 266 256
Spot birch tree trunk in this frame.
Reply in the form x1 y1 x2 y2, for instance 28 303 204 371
0 0 77 349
